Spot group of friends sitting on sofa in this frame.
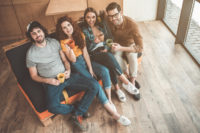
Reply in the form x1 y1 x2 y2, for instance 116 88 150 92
25 2 143 131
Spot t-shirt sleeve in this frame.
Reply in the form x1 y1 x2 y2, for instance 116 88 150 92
26 58 36 68
52 38 61 50
26 50 36 68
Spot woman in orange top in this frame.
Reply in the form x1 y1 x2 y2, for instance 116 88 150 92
56 16 131 126
56 16 113 105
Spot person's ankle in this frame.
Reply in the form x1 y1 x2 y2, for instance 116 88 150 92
115 88 119 91
114 84 120 90
112 112 121 120
124 71 130 79
130 77 136 85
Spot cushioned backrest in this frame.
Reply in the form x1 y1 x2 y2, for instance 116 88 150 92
6 43 30 81
6 42 47 112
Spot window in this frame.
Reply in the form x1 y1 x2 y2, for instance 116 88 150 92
163 0 183 35
184 1 200 64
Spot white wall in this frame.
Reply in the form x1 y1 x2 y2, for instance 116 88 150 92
123 0 158 21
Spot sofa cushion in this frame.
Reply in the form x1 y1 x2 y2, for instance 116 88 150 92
6 42 48 112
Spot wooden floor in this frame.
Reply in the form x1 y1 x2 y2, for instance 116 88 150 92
0 21 200 133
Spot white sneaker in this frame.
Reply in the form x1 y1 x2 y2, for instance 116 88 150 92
110 102 117 112
122 82 139 95
117 116 131 126
116 89 126 102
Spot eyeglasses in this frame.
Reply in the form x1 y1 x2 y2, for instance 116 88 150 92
108 13 120 20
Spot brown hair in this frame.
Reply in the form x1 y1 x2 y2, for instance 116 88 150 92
26 21 48 43
106 2 121 12
56 16 85 49
83 7 99 27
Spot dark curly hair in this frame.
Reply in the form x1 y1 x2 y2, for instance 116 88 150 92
56 16 85 49
26 21 48 43
83 7 100 27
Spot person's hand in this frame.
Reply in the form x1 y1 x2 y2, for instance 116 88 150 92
111 43 122 52
64 44 72 53
64 45 76 60
89 68 97 79
100 49 108 52
65 39 75 49
47 78 60 86
64 70 71 79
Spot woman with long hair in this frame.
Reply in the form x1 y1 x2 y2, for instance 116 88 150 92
82 7 140 101
56 15 115 108
56 16 131 126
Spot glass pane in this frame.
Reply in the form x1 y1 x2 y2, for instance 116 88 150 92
163 0 183 35
185 1 200 64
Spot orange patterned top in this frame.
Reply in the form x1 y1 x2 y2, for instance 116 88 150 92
60 39 82 57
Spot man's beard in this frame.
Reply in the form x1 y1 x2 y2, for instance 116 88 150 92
113 16 123 26
35 36 45 44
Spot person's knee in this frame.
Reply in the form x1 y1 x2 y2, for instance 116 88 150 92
100 67 110 77
88 79 99 93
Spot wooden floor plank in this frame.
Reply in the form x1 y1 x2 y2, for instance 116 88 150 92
163 113 182 133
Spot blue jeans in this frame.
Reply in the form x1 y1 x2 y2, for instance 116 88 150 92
71 55 109 104
71 55 111 89
90 52 123 85
44 73 99 116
